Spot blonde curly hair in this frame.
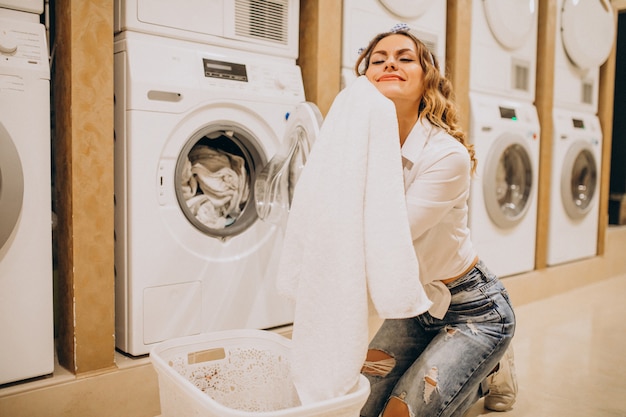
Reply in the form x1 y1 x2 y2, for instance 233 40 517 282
355 30 477 174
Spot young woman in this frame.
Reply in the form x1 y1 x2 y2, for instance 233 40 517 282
355 27 516 417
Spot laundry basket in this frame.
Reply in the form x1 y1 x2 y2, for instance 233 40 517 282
150 329 370 417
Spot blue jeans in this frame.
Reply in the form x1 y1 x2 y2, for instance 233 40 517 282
360 260 516 417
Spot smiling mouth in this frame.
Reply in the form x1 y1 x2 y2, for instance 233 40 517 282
378 75 404 81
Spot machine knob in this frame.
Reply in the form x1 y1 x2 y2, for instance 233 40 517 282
0 29 18 54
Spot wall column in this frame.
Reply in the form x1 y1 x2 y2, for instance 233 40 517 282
298 0 342 116
52 0 116 375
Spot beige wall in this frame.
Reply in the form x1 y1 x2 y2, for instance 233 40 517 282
1 1 625 416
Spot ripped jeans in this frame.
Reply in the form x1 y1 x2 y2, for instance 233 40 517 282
360 260 516 417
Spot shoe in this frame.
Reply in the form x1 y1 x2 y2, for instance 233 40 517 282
484 346 518 412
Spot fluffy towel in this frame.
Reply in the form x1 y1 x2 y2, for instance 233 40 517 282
276 76 433 404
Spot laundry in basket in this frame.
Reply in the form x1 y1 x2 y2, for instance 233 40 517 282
150 329 370 417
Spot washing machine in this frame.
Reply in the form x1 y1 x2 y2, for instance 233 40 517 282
0 5 54 384
547 108 602 265
114 31 321 356
468 92 540 278
553 0 614 112
470 0 538 101
341 0 446 87
114 0 300 60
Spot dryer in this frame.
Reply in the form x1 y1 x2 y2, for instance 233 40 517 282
114 31 321 356
468 92 540 278
114 0 300 60
0 0 42 13
470 0 538 101
547 108 602 265
0 6 54 384
553 0 614 112
341 0 446 87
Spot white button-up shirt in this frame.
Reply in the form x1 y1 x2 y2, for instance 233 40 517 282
401 117 478 319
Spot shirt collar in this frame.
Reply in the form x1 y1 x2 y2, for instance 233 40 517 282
401 117 434 165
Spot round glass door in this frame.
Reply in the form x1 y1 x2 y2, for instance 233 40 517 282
483 132 534 228
561 141 597 220
255 102 322 224
483 0 537 50
174 123 266 240
561 0 614 70
0 123 24 250
379 0 434 19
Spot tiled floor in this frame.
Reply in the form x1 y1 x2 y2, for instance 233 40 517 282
465 273 626 417
2 271 625 416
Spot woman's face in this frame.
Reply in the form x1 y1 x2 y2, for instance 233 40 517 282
364 34 425 109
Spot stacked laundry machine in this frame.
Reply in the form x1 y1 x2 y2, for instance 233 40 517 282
546 0 614 265
341 0 447 88
0 0 54 384
467 0 541 278
113 0 322 355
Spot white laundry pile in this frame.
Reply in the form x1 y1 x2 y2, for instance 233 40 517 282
276 76 432 405
181 145 249 229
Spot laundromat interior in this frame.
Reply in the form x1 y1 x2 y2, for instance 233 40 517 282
2 0 626 416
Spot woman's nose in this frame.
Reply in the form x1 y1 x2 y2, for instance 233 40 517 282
384 58 398 70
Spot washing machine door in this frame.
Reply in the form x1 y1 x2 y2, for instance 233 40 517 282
255 102 323 224
561 0 614 71
0 122 24 251
561 140 597 220
483 0 537 50
379 0 434 19
483 132 534 228
174 122 268 240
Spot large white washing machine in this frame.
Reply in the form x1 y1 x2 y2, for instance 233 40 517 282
553 0 614 113
470 0 538 101
468 92 540 278
547 109 602 265
114 0 300 59
548 0 614 265
114 31 321 356
0 3 54 384
341 0 446 87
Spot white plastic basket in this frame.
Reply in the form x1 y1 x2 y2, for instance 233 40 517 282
150 329 370 417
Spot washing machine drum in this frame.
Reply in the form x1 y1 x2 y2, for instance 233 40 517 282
561 141 597 220
379 0 435 19
174 124 265 240
0 124 24 250
483 132 534 228
561 0 615 71
483 0 538 50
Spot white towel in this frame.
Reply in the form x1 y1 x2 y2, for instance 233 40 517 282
276 76 433 404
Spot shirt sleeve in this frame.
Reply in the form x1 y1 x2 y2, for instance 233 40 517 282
405 146 471 241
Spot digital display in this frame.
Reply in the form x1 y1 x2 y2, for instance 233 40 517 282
499 106 517 120
203 58 248 82
572 118 585 129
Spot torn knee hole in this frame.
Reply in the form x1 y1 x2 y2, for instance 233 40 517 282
444 325 458 337
423 367 439 403
381 396 410 417
362 349 396 376
424 375 437 386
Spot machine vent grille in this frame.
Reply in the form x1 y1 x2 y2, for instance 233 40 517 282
582 81 594 105
235 0 289 45
512 61 530 92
